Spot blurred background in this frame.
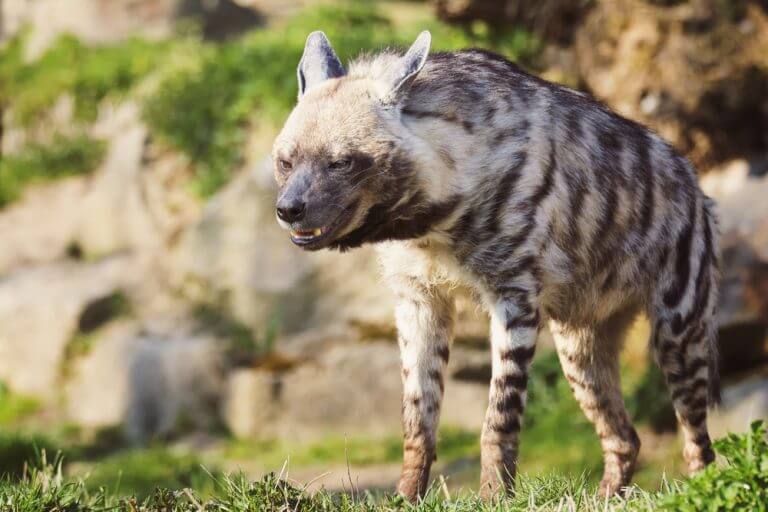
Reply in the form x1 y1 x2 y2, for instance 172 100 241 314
0 0 767 499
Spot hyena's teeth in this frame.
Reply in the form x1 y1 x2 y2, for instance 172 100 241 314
291 228 323 238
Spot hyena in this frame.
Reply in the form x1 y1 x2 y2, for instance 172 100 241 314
272 31 720 500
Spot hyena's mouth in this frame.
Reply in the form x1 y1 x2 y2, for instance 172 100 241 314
288 201 358 250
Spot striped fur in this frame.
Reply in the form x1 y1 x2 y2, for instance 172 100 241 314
272 33 720 501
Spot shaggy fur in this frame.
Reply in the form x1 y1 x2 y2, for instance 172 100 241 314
272 32 720 500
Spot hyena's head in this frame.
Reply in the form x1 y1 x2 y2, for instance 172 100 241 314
272 31 432 251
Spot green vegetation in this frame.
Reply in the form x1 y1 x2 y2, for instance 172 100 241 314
142 2 540 196
1 3 540 199
0 133 106 207
0 33 166 125
78 447 217 499
0 382 40 427
225 427 477 469
1 423 766 510
651 421 768 511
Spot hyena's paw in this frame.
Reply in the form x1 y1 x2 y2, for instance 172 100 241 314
597 475 629 498
684 442 715 474
396 467 430 503
478 465 515 500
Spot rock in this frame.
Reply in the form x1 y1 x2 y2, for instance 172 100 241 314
433 0 590 45
0 177 88 276
2 0 263 56
124 331 226 443
64 320 139 429
707 173 768 374
76 102 198 259
699 160 750 199
709 371 768 439
574 0 768 169
2 0 177 57
0 256 138 397
223 338 489 441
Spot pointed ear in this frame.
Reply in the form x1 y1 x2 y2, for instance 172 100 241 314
297 31 346 98
380 31 431 103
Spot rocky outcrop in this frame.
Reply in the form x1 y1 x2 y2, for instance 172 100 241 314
223 337 489 442
0 256 139 396
574 0 768 169
701 162 768 375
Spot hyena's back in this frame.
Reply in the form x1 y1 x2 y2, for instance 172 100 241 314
393 49 717 329
375 49 719 493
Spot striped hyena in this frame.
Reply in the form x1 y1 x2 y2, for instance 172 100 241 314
272 31 720 500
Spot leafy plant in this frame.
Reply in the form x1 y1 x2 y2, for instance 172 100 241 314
649 421 768 511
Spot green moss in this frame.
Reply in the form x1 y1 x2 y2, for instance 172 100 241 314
0 133 106 207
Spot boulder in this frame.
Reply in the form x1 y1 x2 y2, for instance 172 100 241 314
0 177 88 276
76 102 198 259
124 331 226 443
223 338 489 441
64 320 139 429
709 371 768 439
0 256 138 397
702 168 768 374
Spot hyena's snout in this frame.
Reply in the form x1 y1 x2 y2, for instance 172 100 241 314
275 194 306 224
275 169 357 250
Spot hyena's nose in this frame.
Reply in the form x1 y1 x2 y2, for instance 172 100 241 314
276 199 306 223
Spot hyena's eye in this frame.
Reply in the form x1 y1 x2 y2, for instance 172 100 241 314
278 159 293 172
328 158 352 171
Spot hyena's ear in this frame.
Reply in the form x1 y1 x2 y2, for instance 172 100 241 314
379 30 431 104
297 31 346 99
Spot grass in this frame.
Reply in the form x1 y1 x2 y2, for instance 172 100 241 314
0 422 766 511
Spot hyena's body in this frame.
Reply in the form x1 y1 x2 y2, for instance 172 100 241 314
272 32 720 499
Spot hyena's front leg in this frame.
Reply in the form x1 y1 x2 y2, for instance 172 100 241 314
394 284 455 501
480 292 540 498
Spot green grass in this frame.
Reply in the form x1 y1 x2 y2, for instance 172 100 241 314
1 423 766 511
0 133 106 207
76 447 218 500
225 427 478 470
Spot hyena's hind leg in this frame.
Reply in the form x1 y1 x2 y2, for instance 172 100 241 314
550 307 641 497
650 198 719 473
